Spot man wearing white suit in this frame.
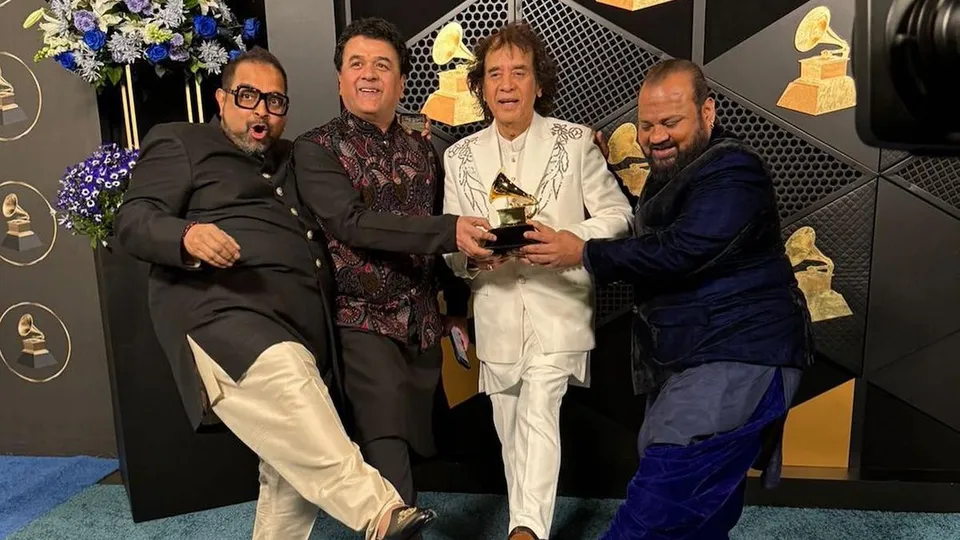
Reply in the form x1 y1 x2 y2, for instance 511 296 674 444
440 22 633 540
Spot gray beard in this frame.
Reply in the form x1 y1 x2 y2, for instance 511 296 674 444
220 119 269 156
643 127 711 200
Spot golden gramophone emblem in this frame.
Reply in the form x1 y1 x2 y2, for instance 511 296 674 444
485 172 541 253
606 123 650 196
777 6 857 116
17 313 56 369
0 64 27 127
596 0 676 11
421 22 484 126
2 193 43 252
786 226 853 322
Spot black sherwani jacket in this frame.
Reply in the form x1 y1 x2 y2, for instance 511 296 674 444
113 119 338 430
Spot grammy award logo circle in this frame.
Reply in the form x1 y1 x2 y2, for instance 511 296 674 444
0 51 42 142
0 181 57 266
0 302 71 383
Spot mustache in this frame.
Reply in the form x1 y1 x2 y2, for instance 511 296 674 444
649 140 676 152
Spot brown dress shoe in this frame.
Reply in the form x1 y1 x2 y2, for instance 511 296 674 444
380 506 437 540
509 526 541 540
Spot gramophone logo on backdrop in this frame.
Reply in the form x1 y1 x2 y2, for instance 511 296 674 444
0 302 72 383
421 22 484 127
0 51 42 142
0 181 57 266
596 0 676 11
777 6 857 116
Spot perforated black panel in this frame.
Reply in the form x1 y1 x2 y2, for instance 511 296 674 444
782 180 877 375
522 0 663 128
890 157 960 213
400 0 510 141
712 89 867 221
880 149 912 172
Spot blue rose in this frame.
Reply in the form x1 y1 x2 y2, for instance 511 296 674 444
145 43 169 63
228 50 242 62
55 52 77 71
193 15 218 39
83 29 107 52
242 18 260 41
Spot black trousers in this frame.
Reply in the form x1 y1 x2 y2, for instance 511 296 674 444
339 328 444 507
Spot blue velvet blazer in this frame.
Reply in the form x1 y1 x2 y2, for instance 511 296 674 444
584 126 815 394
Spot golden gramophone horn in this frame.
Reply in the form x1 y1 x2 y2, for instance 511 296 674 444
490 173 538 206
17 313 44 340
432 22 475 65
794 6 849 55
2 193 29 220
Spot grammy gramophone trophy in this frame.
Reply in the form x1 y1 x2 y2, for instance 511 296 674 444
2 193 44 252
485 172 540 254
421 22 484 126
595 0 675 11
777 6 856 116
17 313 56 369
785 226 852 323
0 66 28 127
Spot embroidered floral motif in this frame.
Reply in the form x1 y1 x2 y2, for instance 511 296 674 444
534 123 583 211
448 137 488 215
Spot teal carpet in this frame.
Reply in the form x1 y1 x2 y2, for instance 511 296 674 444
8 484 960 539
0 456 118 539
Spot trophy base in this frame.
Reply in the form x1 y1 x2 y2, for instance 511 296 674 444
422 91 484 127
0 105 27 126
595 0 675 10
486 223 535 254
2 232 43 252
18 351 57 369
777 75 856 116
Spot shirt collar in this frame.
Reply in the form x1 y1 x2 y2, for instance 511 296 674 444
340 108 400 138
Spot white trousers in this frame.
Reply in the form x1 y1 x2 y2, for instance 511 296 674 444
486 316 582 539
187 335 403 540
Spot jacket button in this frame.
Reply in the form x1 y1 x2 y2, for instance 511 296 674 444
315 259 322 268
262 173 272 179
290 208 298 217
518 276 526 284
306 230 314 240
276 187 283 197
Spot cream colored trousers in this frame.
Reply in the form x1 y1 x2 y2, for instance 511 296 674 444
187 335 403 540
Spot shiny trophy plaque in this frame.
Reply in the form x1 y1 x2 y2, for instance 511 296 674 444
0 65 27 127
786 226 852 322
17 313 56 369
2 193 43 252
485 172 540 254
596 0 676 10
777 6 856 116
421 22 484 126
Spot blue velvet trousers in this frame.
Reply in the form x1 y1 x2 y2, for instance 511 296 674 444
601 364 796 540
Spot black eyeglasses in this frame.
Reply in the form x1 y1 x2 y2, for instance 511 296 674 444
227 85 290 116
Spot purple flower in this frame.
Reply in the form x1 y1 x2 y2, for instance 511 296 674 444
83 30 107 52
242 18 260 41
193 15 217 39
169 47 190 62
73 10 97 33
124 0 152 13
145 43 169 63
55 52 77 71
170 33 185 48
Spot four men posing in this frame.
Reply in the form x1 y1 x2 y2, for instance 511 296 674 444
115 12 811 540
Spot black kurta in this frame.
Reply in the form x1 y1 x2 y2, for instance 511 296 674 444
114 119 339 430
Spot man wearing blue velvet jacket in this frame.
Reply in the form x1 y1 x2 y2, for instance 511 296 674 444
521 58 815 539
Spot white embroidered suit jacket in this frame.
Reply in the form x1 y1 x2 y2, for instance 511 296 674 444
442 113 633 364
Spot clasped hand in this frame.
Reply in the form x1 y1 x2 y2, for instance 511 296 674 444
466 220 585 270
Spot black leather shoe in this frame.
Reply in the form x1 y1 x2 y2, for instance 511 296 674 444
380 506 437 540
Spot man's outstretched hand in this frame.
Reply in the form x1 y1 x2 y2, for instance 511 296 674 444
183 223 241 268
456 216 497 259
520 220 585 269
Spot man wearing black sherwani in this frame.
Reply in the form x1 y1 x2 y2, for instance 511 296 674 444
112 47 440 540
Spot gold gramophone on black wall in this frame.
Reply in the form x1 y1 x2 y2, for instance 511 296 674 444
17 313 56 369
421 22 485 126
777 6 857 116
2 193 44 252
0 65 27 127
484 173 541 254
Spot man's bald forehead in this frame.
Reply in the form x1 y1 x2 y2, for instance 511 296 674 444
639 71 696 101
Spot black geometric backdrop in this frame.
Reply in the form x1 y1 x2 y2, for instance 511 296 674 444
344 0 960 480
